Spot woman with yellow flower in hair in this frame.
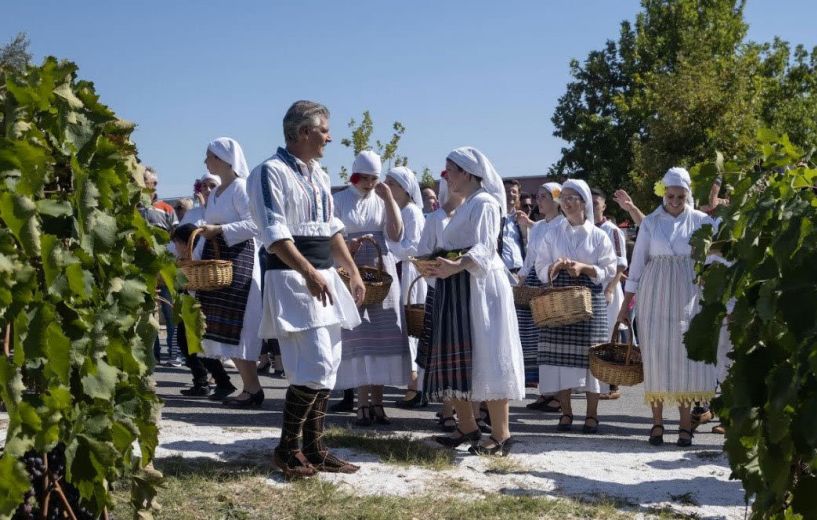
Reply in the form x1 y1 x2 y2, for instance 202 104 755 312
617 167 718 448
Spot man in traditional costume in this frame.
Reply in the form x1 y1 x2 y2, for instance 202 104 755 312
248 100 365 478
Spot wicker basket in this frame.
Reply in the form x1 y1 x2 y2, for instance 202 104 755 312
338 235 393 306
408 256 438 278
405 276 426 338
589 321 644 386
513 284 545 309
529 275 592 327
177 228 233 291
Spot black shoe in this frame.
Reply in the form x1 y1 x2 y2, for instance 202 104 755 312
257 360 272 375
371 404 391 425
181 385 211 397
468 435 514 456
395 391 428 409
355 406 373 427
648 424 664 446
433 428 481 448
329 389 355 413
208 383 237 401
676 428 694 447
476 417 492 434
223 389 265 408
439 416 457 433
582 416 599 434
556 413 574 432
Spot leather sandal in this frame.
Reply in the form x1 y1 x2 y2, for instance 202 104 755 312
272 449 317 480
370 404 391 425
433 427 481 448
305 451 360 474
649 424 664 446
582 416 599 434
468 435 514 456
557 413 574 432
355 406 373 427
677 428 694 447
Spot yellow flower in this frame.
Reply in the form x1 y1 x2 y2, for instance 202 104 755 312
551 187 561 200
653 180 666 197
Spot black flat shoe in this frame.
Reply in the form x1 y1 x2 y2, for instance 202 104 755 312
355 406 373 427
395 391 428 409
556 413 574 432
223 389 264 408
330 389 355 413
257 360 272 375
370 404 391 425
582 416 599 434
433 428 481 448
468 435 514 456
677 428 694 447
649 424 664 446
181 385 211 397
208 383 237 401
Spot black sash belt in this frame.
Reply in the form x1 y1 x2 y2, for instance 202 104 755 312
262 236 333 271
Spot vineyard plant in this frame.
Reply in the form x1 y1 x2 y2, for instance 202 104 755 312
686 130 817 518
0 58 201 519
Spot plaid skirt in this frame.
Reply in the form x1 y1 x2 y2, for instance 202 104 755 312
537 270 608 369
516 270 543 386
197 236 255 345
422 271 473 401
415 286 435 370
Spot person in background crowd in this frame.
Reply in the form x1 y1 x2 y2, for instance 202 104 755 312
333 150 409 427
426 147 525 456
519 192 534 217
519 182 565 413
384 167 429 409
591 187 628 401
422 186 439 214
535 179 616 435
617 167 718 448
500 179 525 273
198 137 265 408
248 100 365 478
140 167 180 366
174 197 194 222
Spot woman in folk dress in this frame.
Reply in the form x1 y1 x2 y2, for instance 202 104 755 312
425 146 525 456
198 137 265 407
534 179 616 434
333 151 409 426
617 167 717 447
383 167 429 408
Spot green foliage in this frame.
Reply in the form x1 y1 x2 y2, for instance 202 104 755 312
685 130 817 518
0 57 198 519
0 33 31 72
551 0 817 212
339 111 408 182
419 167 436 190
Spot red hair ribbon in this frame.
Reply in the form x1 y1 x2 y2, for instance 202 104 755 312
350 173 362 184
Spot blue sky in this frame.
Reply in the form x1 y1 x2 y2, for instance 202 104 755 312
3 1 816 198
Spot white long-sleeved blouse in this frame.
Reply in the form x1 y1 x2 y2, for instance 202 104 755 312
534 218 617 286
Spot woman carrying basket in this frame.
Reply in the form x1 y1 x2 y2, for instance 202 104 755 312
198 137 265 408
333 151 409 426
534 179 616 434
425 146 525 456
616 167 718 447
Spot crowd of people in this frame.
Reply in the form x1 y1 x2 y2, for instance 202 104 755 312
145 99 732 478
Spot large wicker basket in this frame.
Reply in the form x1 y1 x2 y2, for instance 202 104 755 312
405 276 426 338
338 235 392 306
178 228 233 291
529 278 592 328
513 284 545 309
589 321 644 386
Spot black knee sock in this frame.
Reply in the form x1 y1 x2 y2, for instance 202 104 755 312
302 389 331 457
277 385 319 453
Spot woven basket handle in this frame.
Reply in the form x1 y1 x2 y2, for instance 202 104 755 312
190 227 220 260
354 235 385 282
405 275 423 305
610 320 636 366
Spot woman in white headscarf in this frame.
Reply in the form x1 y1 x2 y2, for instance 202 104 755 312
534 179 617 435
617 167 718 447
383 166 430 407
198 136 265 407
425 146 525 456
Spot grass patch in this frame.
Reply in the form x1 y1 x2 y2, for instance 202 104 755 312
110 455 657 519
324 426 454 470
483 456 531 475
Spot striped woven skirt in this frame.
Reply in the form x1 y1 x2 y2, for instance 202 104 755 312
415 286 435 370
422 270 473 402
198 236 255 345
335 231 409 388
516 271 543 386
636 255 716 405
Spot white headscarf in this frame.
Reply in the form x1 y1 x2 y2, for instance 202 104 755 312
386 166 422 206
207 137 250 178
662 167 694 208
438 178 449 206
200 172 221 187
541 182 562 203
352 150 382 176
561 179 594 223
446 146 507 216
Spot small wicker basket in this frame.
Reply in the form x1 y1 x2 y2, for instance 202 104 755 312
589 321 644 386
177 228 233 291
529 272 592 327
513 284 545 309
405 276 426 338
338 235 392 306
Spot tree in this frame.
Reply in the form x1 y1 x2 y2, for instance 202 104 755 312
419 167 436 190
0 33 31 71
685 130 817 518
338 111 408 182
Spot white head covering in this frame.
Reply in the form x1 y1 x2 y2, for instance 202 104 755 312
207 137 250 178
446 146 507 216
200 172 221 187
561 179 594 223
541 182 562 203
662 167 694 208
352 150 382 176
437 178 449 206
386 166 422 206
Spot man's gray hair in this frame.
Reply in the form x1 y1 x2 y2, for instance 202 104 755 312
283 100 330 144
